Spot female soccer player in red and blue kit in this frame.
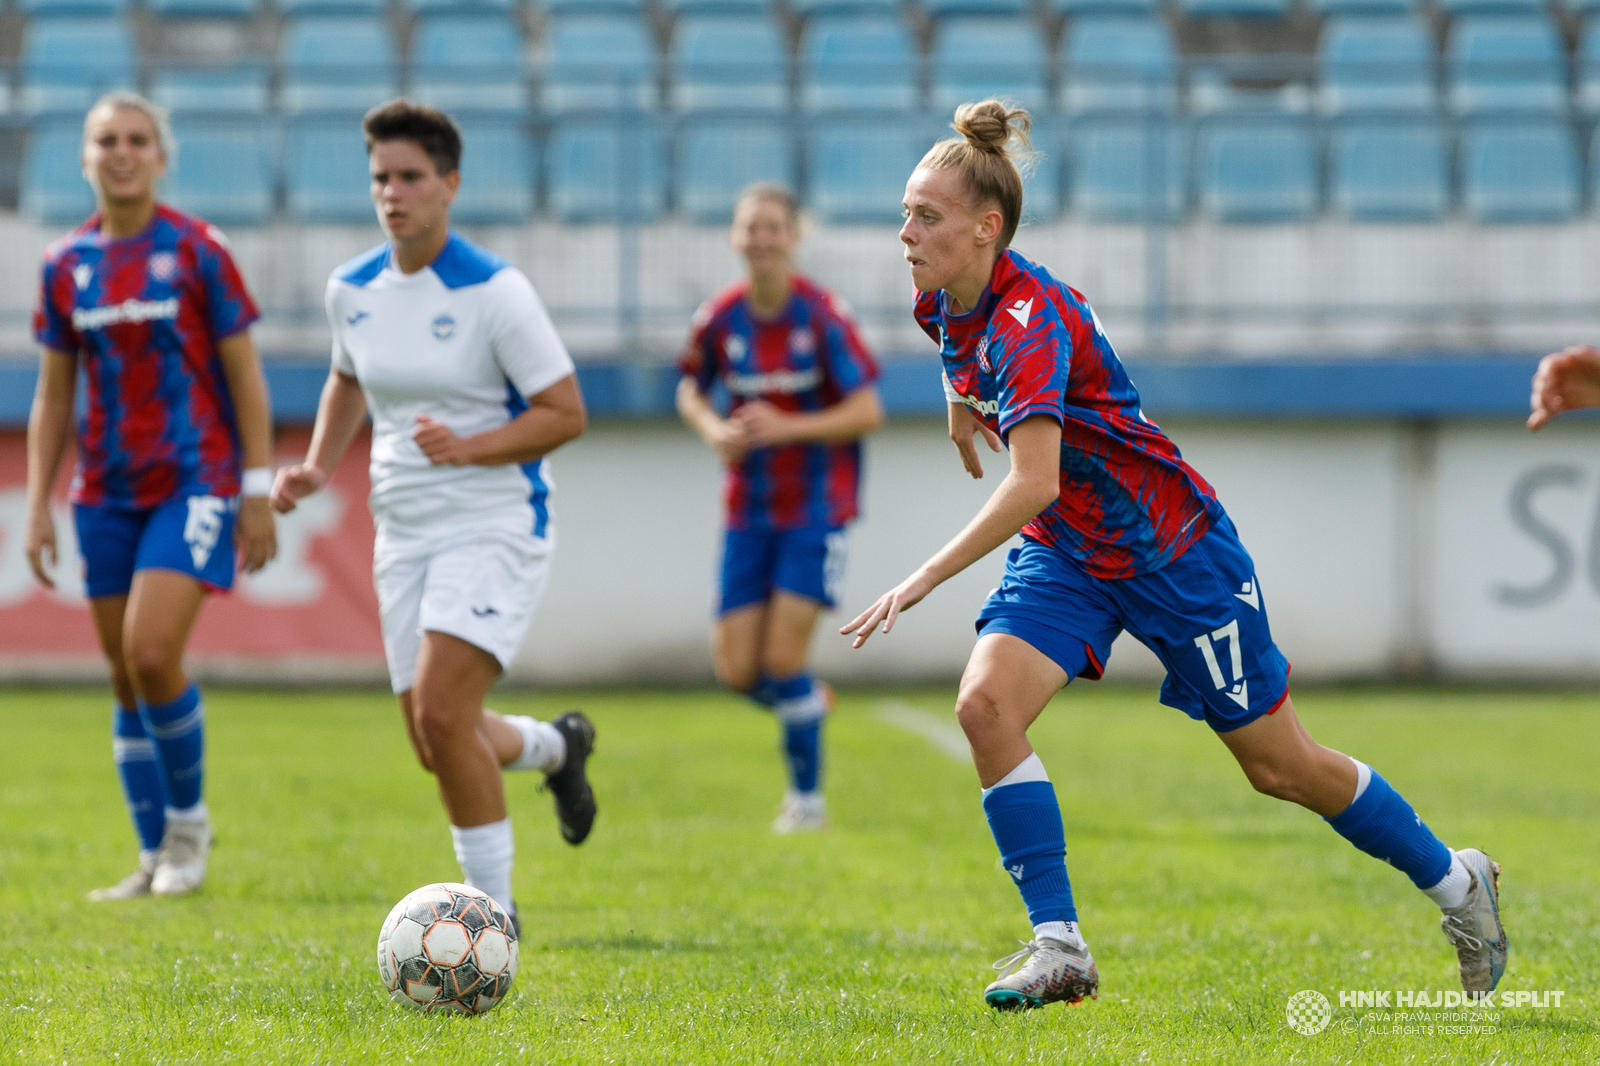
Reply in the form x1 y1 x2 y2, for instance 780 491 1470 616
678 183 884 833
844 102 1509 1009
24 94 277 900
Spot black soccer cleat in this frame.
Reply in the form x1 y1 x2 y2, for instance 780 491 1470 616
545 711 598 845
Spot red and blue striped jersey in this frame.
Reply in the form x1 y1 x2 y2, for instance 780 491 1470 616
915 249 1222 579
34 205 260 510
679 276 880 531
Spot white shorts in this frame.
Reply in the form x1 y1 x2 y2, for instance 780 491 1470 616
374 533 552 694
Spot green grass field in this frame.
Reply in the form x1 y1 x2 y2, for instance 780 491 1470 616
1 684 1595 1064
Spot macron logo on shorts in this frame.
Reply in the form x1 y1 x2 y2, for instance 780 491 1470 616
71 297 179 331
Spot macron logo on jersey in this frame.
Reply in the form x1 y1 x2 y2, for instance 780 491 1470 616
71 297 179 331
1005 298 1033 328
725 368 822 396
72 264 93 291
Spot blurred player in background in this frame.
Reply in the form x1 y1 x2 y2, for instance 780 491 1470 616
1528 344 1600 429
271 101 594 923
845 100 1508 1010
25 93 277 900
676 183 884 833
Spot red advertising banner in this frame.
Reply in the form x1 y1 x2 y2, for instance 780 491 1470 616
0 427 384 672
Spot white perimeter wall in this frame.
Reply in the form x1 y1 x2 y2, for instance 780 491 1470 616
511 417 1600 685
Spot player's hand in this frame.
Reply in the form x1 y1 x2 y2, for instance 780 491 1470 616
731 399 792 448
949 402 1003 479
840 569 937 649
413 414 478 466
270 464 327 514
708 419 750 465
24 505 57 590
235 496 278 574
1529 345 1600 430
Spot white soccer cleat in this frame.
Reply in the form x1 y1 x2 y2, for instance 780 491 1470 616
87 856 157 902
771 791 828 835
1440 848 1509 994
984 937 1100 1010
151 820 213 896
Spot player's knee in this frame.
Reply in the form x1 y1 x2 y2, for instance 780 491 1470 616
1241 758 1302 802
954 684 1007 745
411 692 466 750
122 636 177 695
713 654 761 694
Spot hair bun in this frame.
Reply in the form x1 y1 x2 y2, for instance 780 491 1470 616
951 100 1030 155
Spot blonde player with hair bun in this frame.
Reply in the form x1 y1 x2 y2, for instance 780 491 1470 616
845 100 1507 1010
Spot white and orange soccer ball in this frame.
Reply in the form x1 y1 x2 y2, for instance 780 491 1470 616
376 883 519 1014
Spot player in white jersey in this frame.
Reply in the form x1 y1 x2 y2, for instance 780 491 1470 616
270 101 596 923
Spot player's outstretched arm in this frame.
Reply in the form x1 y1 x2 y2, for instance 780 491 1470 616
218 330 278 572
271 370 368 513
841 414 1061 648
23 347 77 589
948 400 1004 479
675 375 749 465
1529 345 1600 430
413 373 586 468
732 385 886 449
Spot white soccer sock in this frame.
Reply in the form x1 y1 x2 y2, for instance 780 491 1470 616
1347 757 1372 803
166 801 209 824
449 819 515 914
1424 852 1472 911
1034 920 1087 951
506 715 565 773
981 752 1050 798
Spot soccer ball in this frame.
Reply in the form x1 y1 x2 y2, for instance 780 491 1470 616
376 882 519 1014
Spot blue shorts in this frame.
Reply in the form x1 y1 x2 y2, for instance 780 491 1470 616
719 525 848 615
74 495 239 599
975 517 1291 732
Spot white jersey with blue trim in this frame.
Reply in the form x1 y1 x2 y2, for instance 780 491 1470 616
325 232 574 556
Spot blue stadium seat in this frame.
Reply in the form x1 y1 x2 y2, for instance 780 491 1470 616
408 0 517 11
20 0 126 14
1329 121 1448 220
1578 22 1600 113
1051 0 1160 15
1061 17 1176 114
21 124 98 225
678 121 796 221
1436 0 1543 15
280 16 400 116
802 14 918 112
411 14 527 117
147 0 258 15
453 122 535 224
659 0 767 11
932 17 1050 113
166 125 275 225
546 121 669 220
1318 17 1438 117
545 0 642 12
806 120 932 223
1182 0 1289 17
925 0 1029 14
1308 0 1414 14
1461 121 1579 221
1020 124 1063 220
286 120 378 223
1064 119 1185 220
20 18 137 117
789 0 899 14
671 16 789 112
542 15 659 113
1198 120 1319 221
1188 67 1313 114
149 67 271 115
277 0 385 14
1449 15 1567 118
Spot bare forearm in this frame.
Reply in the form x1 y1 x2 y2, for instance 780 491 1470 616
218 334 273 470
675 377 725 445
777 387 885 444
917 474 1055 588
26 395 73 511
459 408 584 466
305 373 369 474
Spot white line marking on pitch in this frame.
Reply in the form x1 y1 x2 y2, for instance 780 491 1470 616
874 700 968 762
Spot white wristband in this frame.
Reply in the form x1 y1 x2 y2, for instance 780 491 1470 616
241 467 273 498
941 370 962 404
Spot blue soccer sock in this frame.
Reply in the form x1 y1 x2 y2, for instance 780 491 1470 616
773 673 826 794
982 758 1077 927
1326 762 1452 890
138 683 205 813
112 704 167 853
